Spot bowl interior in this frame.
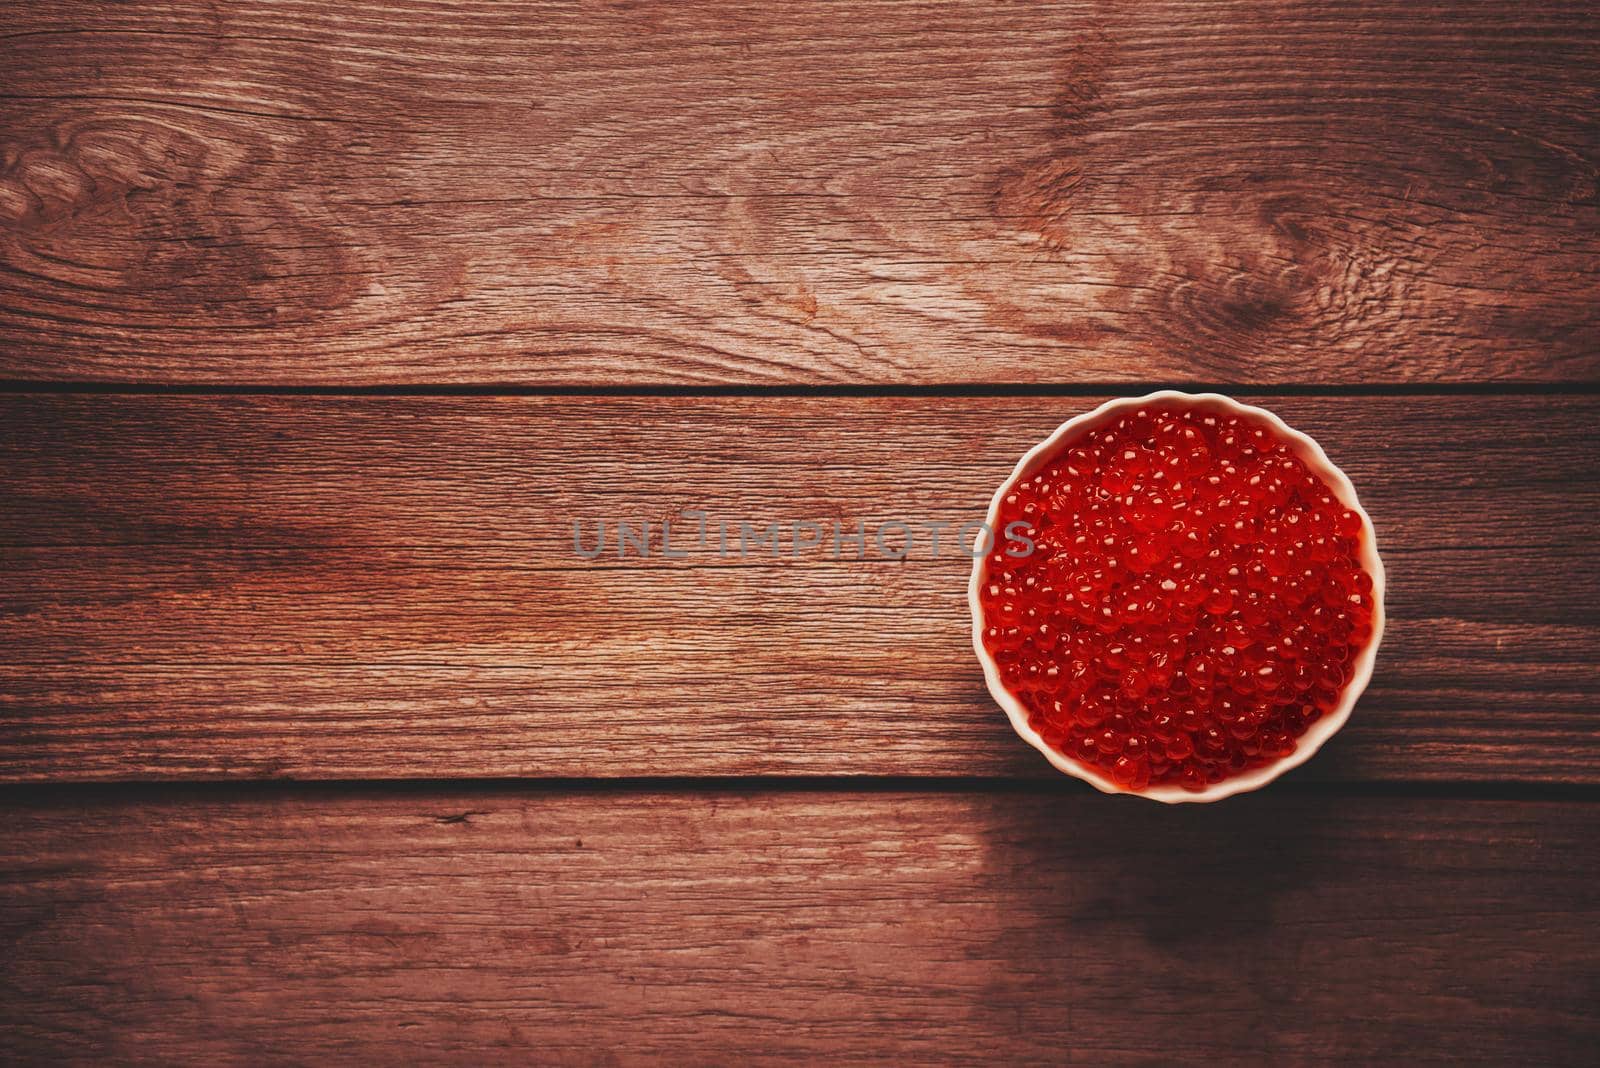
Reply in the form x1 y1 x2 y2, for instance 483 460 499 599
969 390 1386 803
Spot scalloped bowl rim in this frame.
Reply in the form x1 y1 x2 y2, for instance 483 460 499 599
968 390 1387 803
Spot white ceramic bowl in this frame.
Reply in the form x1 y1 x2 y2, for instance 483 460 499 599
969 391 1386 803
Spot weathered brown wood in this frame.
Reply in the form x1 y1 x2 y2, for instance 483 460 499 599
2 393 1596 783
2 1 1596 385
0 788 1594 1063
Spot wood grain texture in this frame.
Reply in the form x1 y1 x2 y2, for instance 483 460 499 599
2 0 1597 385
2 393 1596 783
1 788 1595 1064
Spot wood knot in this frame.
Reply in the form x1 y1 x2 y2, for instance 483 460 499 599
992 158 1088 251
0 117 211 229
0 110 363 326
1140 188 1409 365
987 29 1114 252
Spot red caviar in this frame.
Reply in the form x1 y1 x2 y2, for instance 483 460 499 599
979 403 1375 792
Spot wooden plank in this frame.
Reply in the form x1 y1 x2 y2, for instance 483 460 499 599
1 788 1594 1063
2 0 1596 385
1 393 1596 783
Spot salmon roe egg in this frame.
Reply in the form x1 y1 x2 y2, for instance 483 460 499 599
979 403 1375 792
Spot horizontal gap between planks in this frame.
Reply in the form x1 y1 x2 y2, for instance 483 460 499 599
3 776 1598 805
1 380 1599 398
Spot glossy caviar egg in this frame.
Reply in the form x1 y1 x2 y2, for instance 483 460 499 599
978 403 1376 793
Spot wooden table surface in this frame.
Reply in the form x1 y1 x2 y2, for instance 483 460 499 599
2 2 1597 1062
